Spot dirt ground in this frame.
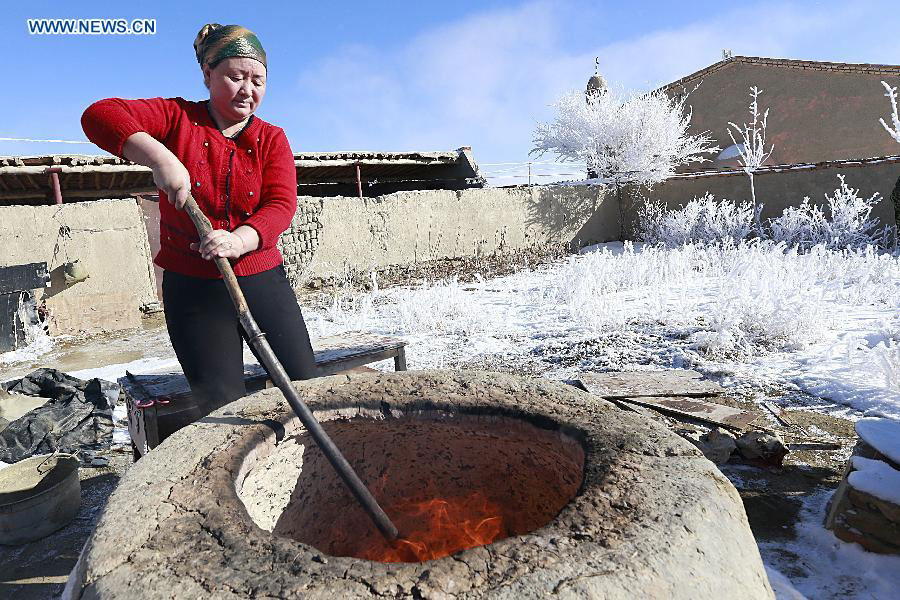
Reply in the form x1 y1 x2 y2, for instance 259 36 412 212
295 242 572 309
1 312 170 382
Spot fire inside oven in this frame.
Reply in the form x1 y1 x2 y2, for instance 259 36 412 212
239 412 586 563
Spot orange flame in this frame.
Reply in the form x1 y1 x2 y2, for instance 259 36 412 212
359 491 506 563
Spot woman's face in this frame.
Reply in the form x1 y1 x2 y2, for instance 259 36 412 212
203 56 267 123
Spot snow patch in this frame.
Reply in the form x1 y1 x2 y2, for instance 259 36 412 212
760 489 900 600
855 418 900 465
765 566 808 600
69 356 180 385
849 456 900 505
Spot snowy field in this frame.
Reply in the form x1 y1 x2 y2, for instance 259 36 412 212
3 241 899 598
310 241 900 418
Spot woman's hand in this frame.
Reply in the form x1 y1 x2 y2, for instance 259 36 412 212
150 155 192 210
190 229 246 260
191 226 259 260
121 133 192 210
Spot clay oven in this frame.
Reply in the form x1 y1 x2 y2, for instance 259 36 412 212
65 371 773 599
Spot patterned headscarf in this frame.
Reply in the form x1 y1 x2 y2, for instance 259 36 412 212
193 23 267 70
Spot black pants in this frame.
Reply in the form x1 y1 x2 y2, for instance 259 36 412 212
162 265 318 420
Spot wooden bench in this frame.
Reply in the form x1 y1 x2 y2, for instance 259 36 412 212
121 332 407 458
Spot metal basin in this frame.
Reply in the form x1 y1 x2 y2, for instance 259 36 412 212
0 453 81 545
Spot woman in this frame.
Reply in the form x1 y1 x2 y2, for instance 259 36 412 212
81 23 318 422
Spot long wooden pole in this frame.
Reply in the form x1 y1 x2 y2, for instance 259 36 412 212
183 195 399 541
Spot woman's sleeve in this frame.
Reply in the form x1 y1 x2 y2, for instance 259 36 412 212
241 128 298 251
81 97 178 160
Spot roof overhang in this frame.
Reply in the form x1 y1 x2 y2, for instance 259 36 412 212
0 147 483 203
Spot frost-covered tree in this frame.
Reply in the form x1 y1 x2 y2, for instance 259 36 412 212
531 87 718 187
879 81 900 144
726 86 774 212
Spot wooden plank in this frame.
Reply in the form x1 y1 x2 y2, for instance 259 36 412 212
318 348 406 376
576 370 724 399
314 333 407 368
761 401 792 427
125 391 156 455
619 396 759 431
394 347 407 371
575 371 756 431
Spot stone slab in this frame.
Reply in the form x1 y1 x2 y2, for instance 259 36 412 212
620 396 758 431
577 370 725 399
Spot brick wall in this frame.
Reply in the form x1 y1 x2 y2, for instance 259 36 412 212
277 197 324 287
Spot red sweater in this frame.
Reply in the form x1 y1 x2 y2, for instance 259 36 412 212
81 97 297 278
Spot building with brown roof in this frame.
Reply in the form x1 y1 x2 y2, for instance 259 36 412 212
664 55 900 171
620 55 900 236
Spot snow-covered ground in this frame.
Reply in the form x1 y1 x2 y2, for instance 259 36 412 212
2 241 899 598
308 241 900 419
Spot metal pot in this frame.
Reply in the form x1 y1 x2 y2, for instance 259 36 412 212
0 453 81 545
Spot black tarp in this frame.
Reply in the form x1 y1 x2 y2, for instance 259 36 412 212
0 368 118 463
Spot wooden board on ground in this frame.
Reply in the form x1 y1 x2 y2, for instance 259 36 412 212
617 396 759 431
575 370 757 431
576 370 725 399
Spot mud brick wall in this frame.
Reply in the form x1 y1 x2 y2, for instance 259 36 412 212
277 197 324 287
0 199 157 336
283 185 618 284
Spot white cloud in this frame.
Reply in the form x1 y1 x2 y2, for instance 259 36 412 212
282 0 900 177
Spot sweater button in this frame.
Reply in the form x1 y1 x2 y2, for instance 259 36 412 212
203 141 209 147
247 149 252 154
195 181 200 187
244 211 251 217
249 191 254 197
193 121 198 126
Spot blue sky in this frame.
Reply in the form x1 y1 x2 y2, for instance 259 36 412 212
5 0 900 181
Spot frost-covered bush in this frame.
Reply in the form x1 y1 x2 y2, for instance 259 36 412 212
531 87 718 187
313 238 900 410
638 174 889 251
542 241 899 359
638 192 756 247
767 175 886 250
